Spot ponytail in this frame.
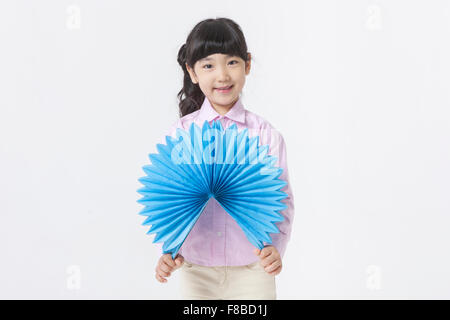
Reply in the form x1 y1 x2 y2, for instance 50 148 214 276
176 44 205 118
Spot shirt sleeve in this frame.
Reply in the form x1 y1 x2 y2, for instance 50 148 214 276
262 128 295 259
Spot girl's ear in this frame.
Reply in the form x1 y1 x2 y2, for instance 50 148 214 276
185 63 199 84
245 52 251 75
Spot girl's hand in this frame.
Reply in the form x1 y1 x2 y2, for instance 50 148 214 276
253 245 282 276
155 253 184 283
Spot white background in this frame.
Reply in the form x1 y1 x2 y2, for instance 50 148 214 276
1 0 449 299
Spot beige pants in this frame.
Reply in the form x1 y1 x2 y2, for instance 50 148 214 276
179 260 276 300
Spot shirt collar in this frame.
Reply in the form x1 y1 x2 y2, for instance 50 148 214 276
197 95 246 124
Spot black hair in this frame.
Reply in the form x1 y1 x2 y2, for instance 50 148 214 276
177 17 250 118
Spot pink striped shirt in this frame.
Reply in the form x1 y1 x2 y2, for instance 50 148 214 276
156 96 295 266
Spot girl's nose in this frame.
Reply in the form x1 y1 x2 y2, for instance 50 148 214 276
216 66 231 80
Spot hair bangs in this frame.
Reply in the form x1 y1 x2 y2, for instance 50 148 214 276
188 21 247 66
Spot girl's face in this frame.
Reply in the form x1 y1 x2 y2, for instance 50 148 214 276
186 53 251 111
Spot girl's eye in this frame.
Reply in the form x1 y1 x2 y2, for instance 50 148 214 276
202 60 239 69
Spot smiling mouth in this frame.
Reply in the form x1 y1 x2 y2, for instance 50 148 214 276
215 85 233 90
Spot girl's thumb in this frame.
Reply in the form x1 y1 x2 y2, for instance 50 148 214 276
254 248 260 256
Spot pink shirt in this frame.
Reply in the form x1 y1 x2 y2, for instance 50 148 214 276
156 95 295 266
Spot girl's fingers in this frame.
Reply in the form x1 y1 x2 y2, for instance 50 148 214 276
264 260 281 273
162 255 176 268
158 269 170 277
261 255 277 268
174 256 184 268
268 265 282 276
157 266 171 277
155 254 184 283
160 260 173 273
259 248 272 259
155 273 167 283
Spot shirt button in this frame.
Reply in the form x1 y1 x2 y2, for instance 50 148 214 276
217 232 222 237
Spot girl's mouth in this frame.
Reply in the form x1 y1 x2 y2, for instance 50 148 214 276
215 85 233 93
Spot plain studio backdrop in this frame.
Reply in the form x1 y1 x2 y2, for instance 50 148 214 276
1 0 449 299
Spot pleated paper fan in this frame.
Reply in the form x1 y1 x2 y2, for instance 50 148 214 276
137 119 288 258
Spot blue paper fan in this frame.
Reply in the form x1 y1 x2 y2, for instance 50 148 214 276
137 119 288 259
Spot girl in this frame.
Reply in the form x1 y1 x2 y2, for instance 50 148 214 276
154 17 295 300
